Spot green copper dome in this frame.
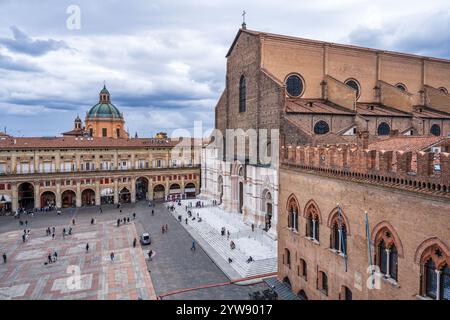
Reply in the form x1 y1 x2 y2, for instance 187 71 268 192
86 85 123 119
86 102 123 119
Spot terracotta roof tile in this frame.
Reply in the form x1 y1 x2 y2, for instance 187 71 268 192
368 136 447 152
0 136 182 150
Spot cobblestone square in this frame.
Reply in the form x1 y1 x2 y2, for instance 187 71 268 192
0 219 156 300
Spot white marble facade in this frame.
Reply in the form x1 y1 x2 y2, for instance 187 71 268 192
201 146 279 239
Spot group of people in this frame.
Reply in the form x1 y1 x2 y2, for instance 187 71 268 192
22 229 31 243
161 224 168 234
47 251 58 264
116 214 135 227
221 227 231 239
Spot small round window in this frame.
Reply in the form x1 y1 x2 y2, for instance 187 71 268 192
314 121 330 135
345 79 361 99
285 74 304 97
439 87 448 95
430 124 441 136
396 83 407 92
377 122 390 136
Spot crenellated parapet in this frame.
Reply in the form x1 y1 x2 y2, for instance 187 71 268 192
282 144 450 197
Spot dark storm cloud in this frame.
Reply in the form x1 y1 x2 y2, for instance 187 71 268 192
0 26 69 56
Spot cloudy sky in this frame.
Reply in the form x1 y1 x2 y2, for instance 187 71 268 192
0 0 449 137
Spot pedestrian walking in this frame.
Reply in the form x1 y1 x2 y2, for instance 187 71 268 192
2 253 6 264
127 217 130 223
165 224 168 233
227 230 230 240
68 227 72 235
148 250 153 261
48 253 52 264
53 251 58 261
161 225 165 234
72 218 75 226
117 219 120 227
86 243 89 252
110 252 115 261
25 220 28 226
151 209 154 216
52 226 56 233
91 218 94 225
133 212 136 219
185 218 188 225
52 233 55 239
191 241 196 251
22 234 26 243
99 207 103 214
251 223 255 232
133 238 137 248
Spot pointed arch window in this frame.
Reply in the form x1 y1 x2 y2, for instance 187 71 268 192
305 203 320 242
330 212 347 254
287 197 299 232
239 75 246 113
420 244 449 300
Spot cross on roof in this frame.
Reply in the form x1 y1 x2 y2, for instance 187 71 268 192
241 10 247 29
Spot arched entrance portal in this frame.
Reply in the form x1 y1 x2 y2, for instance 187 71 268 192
18 182 34 209
101 188 114 205
262 190 273 231
153 184 165 200
0 194 12 214
169 183 181 201
61 190 76 208
184 183 196 199
136 177 148 201
40 191 56 208
81 189 95 206
119 187 131 203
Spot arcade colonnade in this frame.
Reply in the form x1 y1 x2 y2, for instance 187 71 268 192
0 172 200 211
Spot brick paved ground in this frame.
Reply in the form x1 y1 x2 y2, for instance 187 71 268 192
0 219 156 300
0 201 269 300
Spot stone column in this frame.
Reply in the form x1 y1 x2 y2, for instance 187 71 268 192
34 182 40 209
76 180 81 207
113 178 119 204
131 177 136 203
385 249 391 278
435 270 441 300
148 179 153 200
95 179 100 206
11 183 18 212
56 181 62 208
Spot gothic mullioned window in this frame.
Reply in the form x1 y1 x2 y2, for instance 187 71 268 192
430 124 441 136
377 122 390 136
330 210 347 255
345 79 361 99
285 74 304 97
314 121 330 135
239 75 246 113
305 202 320 242
375 227 400 281
420 243 449 300
287 195 299 232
